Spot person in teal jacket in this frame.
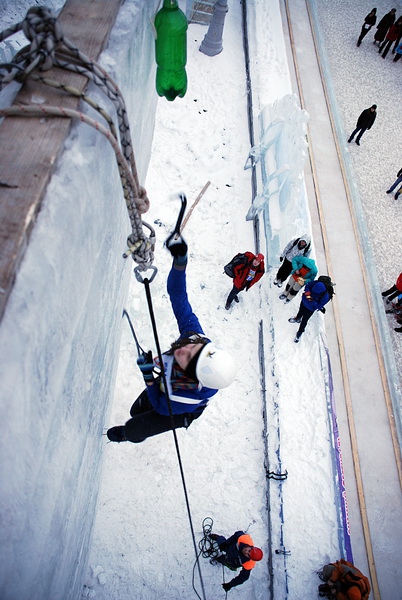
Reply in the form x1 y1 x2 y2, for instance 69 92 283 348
279 255 317 303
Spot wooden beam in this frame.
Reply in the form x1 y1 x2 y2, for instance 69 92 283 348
0 0 124 321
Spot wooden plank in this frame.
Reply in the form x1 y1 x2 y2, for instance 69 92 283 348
0 0 124 321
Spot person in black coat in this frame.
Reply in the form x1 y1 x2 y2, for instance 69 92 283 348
209 531 263 592
348 105 377 145
386 166 402 197
357 8 377 46
374 8 396 44
379 17 402 58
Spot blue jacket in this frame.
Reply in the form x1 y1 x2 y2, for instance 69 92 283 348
147 258 217 416
301 280 330 312
291 255 318 284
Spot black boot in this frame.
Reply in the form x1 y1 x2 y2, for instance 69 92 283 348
107 426 127 442
318 583 332 597
394 327 402 333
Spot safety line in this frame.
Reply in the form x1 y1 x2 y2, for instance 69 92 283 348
283 1 381 598
142 279 207 600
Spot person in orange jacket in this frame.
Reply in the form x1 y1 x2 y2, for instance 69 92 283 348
318 559 371 600
209 530 263 591
225 252 265 310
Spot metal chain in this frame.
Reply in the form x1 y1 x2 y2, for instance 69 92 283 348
0 6 154 269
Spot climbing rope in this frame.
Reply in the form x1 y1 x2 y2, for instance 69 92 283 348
132 272 207 600
0 6 154 269
198 517 219 560
193 517 228 599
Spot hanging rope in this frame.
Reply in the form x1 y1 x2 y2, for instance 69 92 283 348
138 275 207 600
0 6 154 270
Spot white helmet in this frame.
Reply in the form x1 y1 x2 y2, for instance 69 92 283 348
195 342 236 389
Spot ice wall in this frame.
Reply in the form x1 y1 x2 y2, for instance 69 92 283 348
245 94 310 264
0 2 158 599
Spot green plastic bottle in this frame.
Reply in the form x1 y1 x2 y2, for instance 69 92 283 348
154 0 188 101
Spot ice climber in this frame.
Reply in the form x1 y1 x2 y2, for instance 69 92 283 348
273 234 311 288
107 233 236 443
209 530 263 592
224 251 265 310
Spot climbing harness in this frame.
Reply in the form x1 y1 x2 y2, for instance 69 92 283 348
0 6 154 269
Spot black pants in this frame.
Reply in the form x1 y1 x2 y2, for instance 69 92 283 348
275 258 292 283
226 285 242 307
124 389 203 443
357 25 371 46
379 39 392 58
295 303 315 337
382 284 401 302
349 127 367 143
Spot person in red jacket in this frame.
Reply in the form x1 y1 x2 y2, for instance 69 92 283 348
209 531 263 592
381 272 402 302
379 17 402 58
225 252 265 310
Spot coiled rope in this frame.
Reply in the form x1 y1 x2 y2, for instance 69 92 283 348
0 6 154 269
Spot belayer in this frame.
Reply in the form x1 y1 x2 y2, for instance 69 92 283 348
209 530 263 592
107 233 236 443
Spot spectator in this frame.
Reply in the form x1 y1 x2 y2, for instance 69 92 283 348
379 17 402 58
279 255 317 303
289 279 330 343
273 234 311 287
382 272 402 303
209 530 263 592
373 8 396 45
385 297 402 332
386 166 402 197
357 8 377 46
317 559 370 599
348 105 377 145
225 252 265 310
392 41 402 61
107 234 236 443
